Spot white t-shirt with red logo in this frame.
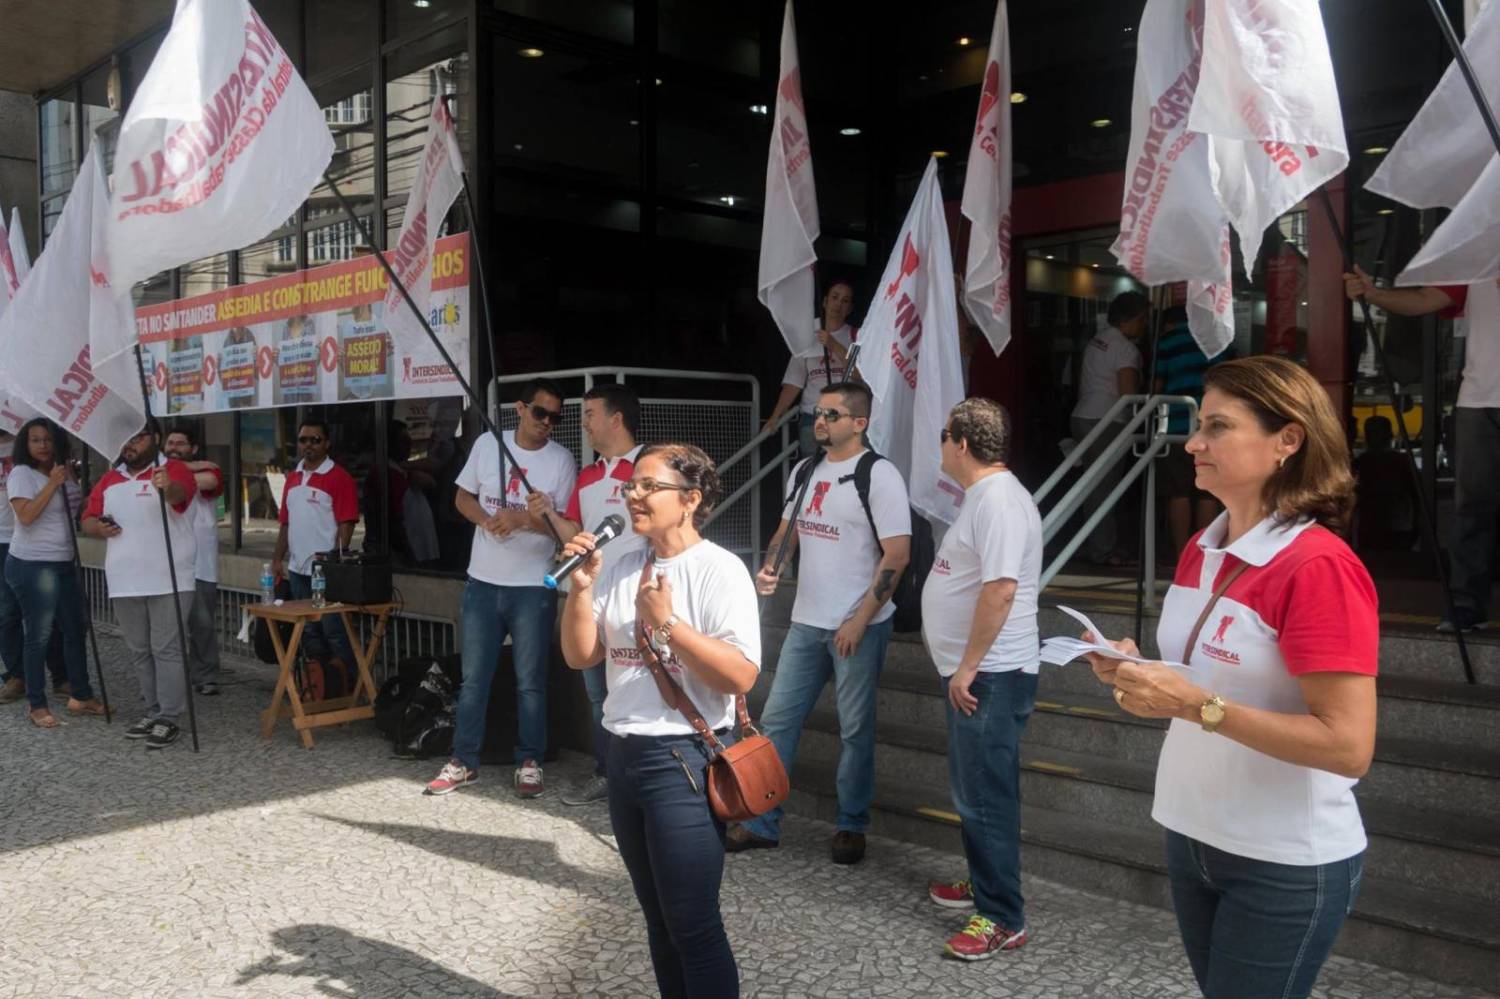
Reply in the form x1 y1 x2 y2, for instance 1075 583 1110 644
785 452 911 629
277 457 360 576
592 540 760 736
458 430 577 588
564 444 646 579
0 453 15 545
782 324 855 415
1072 324 1142 421
189 466 226 583
920 470 1042 676
83 457 199 598
1152 514 1379 866
7 465 82 562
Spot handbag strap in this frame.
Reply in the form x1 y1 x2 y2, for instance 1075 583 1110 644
632 557 754 754
1180 559 1252 665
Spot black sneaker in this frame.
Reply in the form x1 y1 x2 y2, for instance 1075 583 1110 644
1438 610 1488 634
195 682 220 696
831 830 866 865
145 720 181 749
125 717 155 740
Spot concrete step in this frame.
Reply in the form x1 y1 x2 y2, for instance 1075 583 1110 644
782 706 1500 903
777 757 1500 992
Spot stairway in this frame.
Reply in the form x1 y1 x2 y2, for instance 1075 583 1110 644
754 586 1500 992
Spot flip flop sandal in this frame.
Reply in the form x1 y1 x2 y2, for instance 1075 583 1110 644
67 698 107 716
28 709 60 729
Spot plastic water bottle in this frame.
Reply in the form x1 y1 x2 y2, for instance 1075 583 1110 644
260 563 275 604
310 564 327 609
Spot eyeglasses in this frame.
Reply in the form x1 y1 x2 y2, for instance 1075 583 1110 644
529 405 563 425
812 408 851 423
622 478 694 497
298 436 325 445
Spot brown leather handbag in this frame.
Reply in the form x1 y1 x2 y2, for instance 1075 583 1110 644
634 564 789 822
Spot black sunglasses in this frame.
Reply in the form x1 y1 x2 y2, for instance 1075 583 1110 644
529 404 563 425
812 407 851 423
298 436 325 445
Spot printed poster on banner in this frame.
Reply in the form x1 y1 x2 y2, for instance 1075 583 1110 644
130 234 469 416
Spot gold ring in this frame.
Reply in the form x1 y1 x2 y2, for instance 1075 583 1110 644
1113 687 1126 706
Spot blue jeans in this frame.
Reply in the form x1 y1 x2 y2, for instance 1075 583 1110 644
0 546 22 681
743 618 893 841
452 578 556 769
4 556 93 710
582 664 608 777
288 571 356 666
1166 831 1363 999
944 669 1037 931
609 730 739 999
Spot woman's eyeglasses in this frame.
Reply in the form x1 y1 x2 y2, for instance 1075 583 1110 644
530 405 563 425
622 478 694 497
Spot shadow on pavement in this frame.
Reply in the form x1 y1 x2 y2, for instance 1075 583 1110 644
236 923 521 996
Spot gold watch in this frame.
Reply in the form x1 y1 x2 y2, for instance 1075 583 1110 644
1199 693 1227 733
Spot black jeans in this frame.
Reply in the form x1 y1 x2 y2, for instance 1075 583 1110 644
607 730 738 999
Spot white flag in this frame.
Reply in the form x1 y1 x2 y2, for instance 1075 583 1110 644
0 205 20 300
1367 0 1500 284
757 1 821 357
104 0 332 294
0 144 144 458
959 0 1014 356
0 205 37 434
1112 0 1346 357
7 208 27 286
384 81 466 353
861 158 968 525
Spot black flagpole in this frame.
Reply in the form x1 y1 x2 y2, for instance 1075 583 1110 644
131 345 202 748
1133 295 1166 646
1315 189 1476 684
62 479 111 723
320 171 562 549
1420 0 1500 161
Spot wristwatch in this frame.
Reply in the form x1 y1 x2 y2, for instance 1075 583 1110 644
1199 693 1227 733
656 614 680 647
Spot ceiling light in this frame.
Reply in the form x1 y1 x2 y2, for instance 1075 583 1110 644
750 104 768 115
1010 92 1027 104
518 47 544 58
931 150 949 158
839 126 862 136
1091 118 1112 128
628 118 639 126
1091 263 1100 268
655 78 663 86
412 0 431 7
1377 208 1396 215
1364 145 1390 155
1300 301 1309 307
719 195 737 206
1045 254 1055 260
512 143 523 151
957 36 973 46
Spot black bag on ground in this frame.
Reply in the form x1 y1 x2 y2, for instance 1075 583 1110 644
390 655 463 759
250 578 295 665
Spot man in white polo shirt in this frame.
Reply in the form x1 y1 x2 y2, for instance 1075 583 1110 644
82 420 199 750
921 398 1043 961
164 424 226 696
426 378 577 799
733 381 912 865
529 382 647 805
271 418 359 670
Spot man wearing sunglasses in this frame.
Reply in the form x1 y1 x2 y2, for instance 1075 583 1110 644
732 381 911 864
271 418 360 671
427 377 577 799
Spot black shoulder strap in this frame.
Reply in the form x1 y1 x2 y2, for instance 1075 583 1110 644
837 451 885 553
782 455 819 519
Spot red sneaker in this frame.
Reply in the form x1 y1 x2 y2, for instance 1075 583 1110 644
514 759 544 798
943 915 1027 961
928 878 975 909
424 759 477 796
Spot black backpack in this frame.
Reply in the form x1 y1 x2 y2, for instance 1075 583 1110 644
788 451 935 633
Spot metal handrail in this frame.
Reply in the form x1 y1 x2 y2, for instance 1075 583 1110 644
703 409 801 558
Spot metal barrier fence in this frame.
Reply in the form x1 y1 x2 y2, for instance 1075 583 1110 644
80 567 458 687
491 368 761 563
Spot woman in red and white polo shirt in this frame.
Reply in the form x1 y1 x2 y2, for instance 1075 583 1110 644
1086 356 1378 999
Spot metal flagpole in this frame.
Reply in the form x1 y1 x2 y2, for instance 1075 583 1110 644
1420 0 1500 161
61 479 111 723
320 171 563 549
130 345 202 748
1315 188 1476 684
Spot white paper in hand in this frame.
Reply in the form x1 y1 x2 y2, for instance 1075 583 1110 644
1041 605 1192 670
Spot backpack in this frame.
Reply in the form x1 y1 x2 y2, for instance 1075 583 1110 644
788 451 935 633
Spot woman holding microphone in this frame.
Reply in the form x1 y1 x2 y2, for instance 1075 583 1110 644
1085 356 1378 999
559 442 759 999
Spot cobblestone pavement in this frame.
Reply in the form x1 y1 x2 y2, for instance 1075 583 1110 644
1 634 1492 999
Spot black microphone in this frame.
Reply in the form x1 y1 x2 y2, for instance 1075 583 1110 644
543 514 627 589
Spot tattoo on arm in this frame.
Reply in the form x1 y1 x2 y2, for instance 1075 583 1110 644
872 568 897 604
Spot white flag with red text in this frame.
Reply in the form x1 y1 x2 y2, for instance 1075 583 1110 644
861 158 967 525
101 0 332 316
959 0 1014 356
0 205 38 435
7 209 27 287
0 204 20 302
0 144 144 457
757 0 821 357
1366 0 1500 284
385 78 466 354
1111 0 1345 356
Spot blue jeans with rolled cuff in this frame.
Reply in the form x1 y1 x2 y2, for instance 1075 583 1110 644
1166 830 1363 999
608 729 739 999
4 556 93 711
288 571 357 667
742 618 893 842
451 578 556 770
944 668 1037 931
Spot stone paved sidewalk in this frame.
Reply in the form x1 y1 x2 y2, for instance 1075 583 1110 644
1 633 1492 999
